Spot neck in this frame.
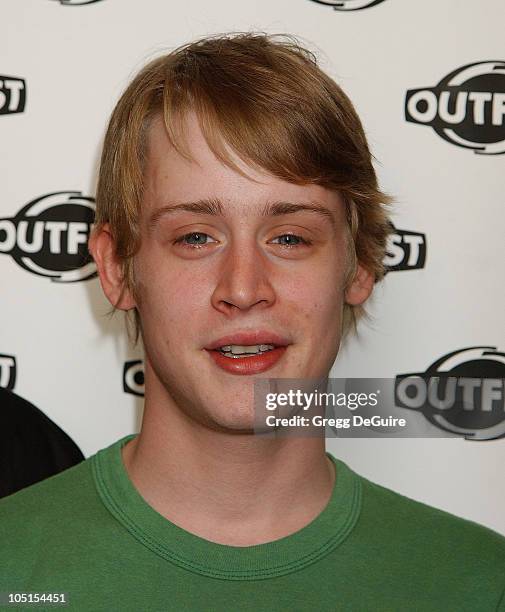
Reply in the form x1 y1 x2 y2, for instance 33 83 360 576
122 385 335 547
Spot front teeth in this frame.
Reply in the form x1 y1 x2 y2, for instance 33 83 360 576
219 344 275 357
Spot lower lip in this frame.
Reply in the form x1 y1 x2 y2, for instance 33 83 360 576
206 347 288 375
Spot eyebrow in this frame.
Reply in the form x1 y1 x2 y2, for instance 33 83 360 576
147 197 337 232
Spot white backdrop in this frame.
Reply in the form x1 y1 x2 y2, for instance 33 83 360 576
3 0 505 534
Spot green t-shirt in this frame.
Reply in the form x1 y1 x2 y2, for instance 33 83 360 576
1 434 504 611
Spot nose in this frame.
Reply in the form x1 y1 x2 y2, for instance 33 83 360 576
210 239 276 315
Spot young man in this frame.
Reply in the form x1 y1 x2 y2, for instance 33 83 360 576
1 33 504 611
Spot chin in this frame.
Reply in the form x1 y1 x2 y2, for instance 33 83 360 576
200 404 258 434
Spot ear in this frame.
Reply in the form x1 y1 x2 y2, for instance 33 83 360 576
345 263 375 306
88 223 136 310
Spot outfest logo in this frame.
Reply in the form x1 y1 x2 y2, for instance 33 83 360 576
123 360 145 397
384 224 426 273
395 347 505 441
308 0 387 10
0 191 96 282
0 76 26 115
0 354 17 390
405 61 505 155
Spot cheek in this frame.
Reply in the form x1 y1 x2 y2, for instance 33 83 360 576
134 252 212 330
281 250 346 317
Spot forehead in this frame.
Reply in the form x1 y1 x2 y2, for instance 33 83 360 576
143 112 345 221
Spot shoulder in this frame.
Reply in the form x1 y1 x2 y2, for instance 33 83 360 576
0 447 117 589
357 472 505 565
0 437 122 551
332 463 505 609
0 456 96 528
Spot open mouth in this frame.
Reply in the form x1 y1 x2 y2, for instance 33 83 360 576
204 332 290 375
216 344 276 359
205 343 288 375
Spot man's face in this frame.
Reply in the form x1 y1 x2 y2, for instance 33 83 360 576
123 113 369 431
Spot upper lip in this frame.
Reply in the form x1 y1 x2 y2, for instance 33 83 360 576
205 331 291 350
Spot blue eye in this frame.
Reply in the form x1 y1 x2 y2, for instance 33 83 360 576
174 232 215 247
271 234 311 247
